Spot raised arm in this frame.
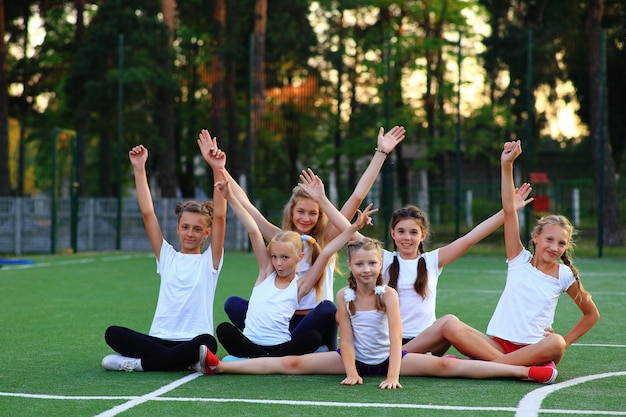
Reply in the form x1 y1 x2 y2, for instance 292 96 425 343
129 145 163 259
297 204 377 300
214 173 272 283
438 183 533 267
327 126 405 240
501 140 525 260
223 168 281 241
197 130 227 269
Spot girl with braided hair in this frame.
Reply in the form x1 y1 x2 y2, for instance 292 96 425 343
198 237 559 387
437 141 599 368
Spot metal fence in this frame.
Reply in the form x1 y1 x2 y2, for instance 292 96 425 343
0 197 247 255
1 177 624 255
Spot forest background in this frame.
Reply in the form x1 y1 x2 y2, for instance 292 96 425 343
1 0 625 249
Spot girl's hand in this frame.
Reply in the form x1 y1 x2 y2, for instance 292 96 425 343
379 378 403 390
354 203 378 229
514 182 534 210
501 140 522 163
128 145 148 168
340 375 363 386
377 125 406 154
543 327 555 337
214 179 231 199
298 168 325 201
198 129 226 169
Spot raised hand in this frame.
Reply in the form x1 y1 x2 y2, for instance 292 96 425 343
515 182 534 210
501 140 522 163
298 168 326 202
197 129 226 169
377 125 406 154
214 179 231 199
129 145 148 168
354 203 378 229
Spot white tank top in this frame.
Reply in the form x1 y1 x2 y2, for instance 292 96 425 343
243 272 299 345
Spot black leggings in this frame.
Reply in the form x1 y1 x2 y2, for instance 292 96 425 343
224 297 339 349
104 325 217 371
216 322 322 358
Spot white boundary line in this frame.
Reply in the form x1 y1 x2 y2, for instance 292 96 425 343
93 372 201 417
515 371 626 417
2 370 626 416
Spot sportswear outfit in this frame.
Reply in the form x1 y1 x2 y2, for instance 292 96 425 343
104 239 222 371
487 249 576 345
224 242 338 349
217 272 322 358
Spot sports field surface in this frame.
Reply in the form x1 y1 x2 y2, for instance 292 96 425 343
0 250 624 417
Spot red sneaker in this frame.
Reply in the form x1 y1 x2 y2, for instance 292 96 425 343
527 365 558 384
199 345 219 375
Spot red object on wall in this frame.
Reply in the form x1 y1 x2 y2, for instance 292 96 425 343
529 172 549 211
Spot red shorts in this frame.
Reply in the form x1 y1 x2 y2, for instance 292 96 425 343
492 336 528 354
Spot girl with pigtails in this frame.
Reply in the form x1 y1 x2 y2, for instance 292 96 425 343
198 237 560 387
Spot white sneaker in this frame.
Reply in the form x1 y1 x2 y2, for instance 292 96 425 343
102 354 143 372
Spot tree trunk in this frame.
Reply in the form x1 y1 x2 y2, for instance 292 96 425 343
158 0 177 197
211 0 226 143
73 0 89 197
250 0 267 188
585 0 622 246
0 0 11 196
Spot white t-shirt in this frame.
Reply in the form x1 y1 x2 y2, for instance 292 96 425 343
382 249 441 339
149 239 223 341
296 243 336 309
243 272 299 345
486 249 576 344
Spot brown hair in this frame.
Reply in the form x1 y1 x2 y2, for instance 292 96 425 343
345 238 385 315
174 201 214 227
387 206 430 299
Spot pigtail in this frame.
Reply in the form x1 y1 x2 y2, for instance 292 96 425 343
346 273 358 316
387 256 400 290
561 252 590 303
375 275 386 312
413 258 427 298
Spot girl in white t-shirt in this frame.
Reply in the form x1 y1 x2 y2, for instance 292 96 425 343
214 171 376 358
198 237 558 386
438 141 599 367
101 131 226 372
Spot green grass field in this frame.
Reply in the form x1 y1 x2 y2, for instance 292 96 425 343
0 250 625 417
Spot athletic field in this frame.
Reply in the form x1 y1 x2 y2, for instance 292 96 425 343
0 250 624 416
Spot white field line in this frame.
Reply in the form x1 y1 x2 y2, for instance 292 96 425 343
93 372 202 417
